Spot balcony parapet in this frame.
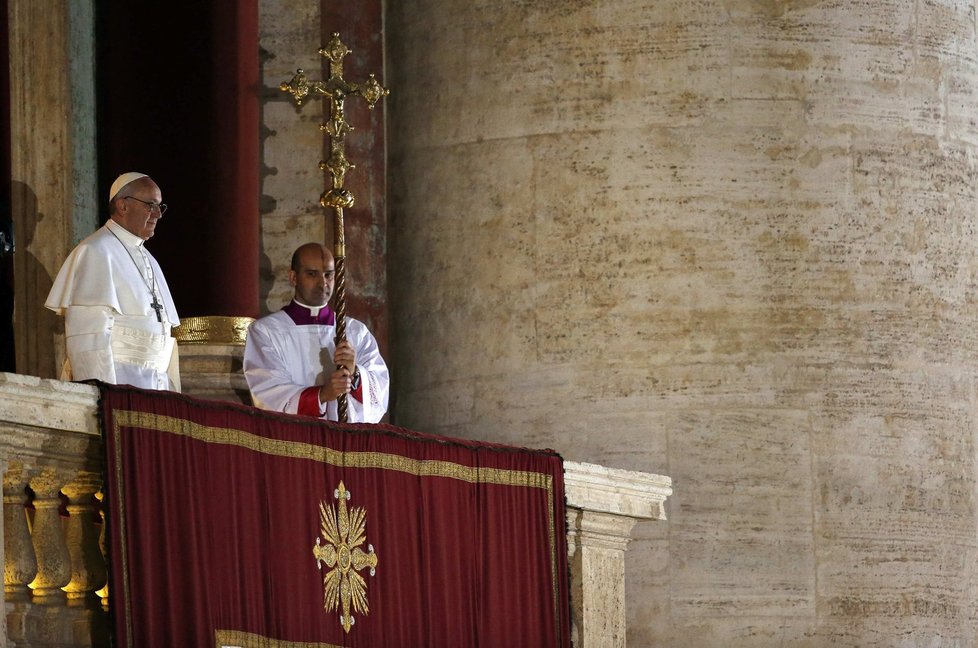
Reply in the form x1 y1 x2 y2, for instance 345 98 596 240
0 372 107 646
0 373 672 647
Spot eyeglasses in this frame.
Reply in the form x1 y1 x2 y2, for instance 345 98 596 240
122 196 168 215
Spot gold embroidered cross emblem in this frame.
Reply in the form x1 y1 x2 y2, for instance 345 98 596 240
313 481 379 633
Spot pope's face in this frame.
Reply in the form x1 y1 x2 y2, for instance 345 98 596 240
112 179 164 240
289 247 335 307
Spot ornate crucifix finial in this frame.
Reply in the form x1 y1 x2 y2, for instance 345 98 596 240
281 32 389 423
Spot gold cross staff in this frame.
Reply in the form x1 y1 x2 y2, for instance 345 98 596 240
281 32 389 423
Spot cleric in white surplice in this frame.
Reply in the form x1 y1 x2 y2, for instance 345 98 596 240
243 242 389 423
45 172 180 391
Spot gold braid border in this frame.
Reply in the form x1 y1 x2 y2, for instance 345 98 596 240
111 410 561 646
116 410 553 487
215 630 342 648
111 410 134 646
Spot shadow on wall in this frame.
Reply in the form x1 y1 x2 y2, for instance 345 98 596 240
0 196 14 372
257 43 278 314
11 181 61 379
256 228 276 316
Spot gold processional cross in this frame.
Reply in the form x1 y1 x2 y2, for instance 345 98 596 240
281 33 389 423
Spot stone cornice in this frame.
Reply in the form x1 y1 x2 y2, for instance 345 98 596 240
0 372 99 437
564 460 672 521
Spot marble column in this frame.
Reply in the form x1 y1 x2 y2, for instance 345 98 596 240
7 0 97 379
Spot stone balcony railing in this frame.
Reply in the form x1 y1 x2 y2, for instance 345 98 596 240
0 373 108 647
0 370 672 647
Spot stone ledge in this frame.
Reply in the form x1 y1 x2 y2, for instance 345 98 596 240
0 372 99 437
564 461 672 520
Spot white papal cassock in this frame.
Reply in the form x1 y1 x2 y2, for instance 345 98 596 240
45 219 180 391
243 300 389 423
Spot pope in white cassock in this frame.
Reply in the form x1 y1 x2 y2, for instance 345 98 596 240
243 242 389 422
45 172 180 391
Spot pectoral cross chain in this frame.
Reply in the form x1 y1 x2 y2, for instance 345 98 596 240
105 226 166 325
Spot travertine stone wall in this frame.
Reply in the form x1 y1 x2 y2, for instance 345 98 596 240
387 1 978 645
257 1 325 312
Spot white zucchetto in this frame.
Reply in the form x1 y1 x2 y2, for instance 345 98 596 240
109 172 149 201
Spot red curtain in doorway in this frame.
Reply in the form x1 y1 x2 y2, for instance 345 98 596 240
100 384 570 647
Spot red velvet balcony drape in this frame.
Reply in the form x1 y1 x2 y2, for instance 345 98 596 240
100 384 570 647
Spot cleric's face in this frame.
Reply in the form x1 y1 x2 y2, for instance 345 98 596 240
289 248 335 307
113 179 165 240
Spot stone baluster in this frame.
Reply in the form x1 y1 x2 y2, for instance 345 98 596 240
62 472 106 604
23 468 85 647
94 492 108 609
28 469 72 605
63 474 110 648
4 463 36 646
4 465 36 601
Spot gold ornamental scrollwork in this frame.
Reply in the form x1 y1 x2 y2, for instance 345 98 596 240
313 481 378 633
